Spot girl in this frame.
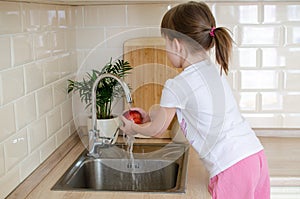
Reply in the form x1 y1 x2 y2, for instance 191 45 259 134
120 1 270 198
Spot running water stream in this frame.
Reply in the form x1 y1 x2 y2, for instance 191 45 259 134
124 134 139 190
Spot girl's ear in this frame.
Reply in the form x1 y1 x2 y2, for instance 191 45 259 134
172 38 182 53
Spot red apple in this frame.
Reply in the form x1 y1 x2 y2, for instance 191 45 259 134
125 110 143 124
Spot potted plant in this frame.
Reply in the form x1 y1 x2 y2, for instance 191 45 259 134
68 58 132 143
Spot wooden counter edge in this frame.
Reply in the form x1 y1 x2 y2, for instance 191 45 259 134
7 133 81 199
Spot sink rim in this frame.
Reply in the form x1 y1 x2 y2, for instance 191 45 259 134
52 142 189 193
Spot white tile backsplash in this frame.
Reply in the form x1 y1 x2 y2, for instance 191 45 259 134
0 36 11 70
12 34 34 66
0 67 25 105
15 94 37 130
36 86 53 117
34 32 52 59
0 104 15 142
0 1 300 198
20 150 40 181
213 3 259 24
4 129 28 171
0 144 5 177
28 118 47 151
44 58 60 84
0 167 19 199
24 62 44 93
239 25 283 46
0 2 22 34
240 70 279 90
46 108 62 137
40 135 56 162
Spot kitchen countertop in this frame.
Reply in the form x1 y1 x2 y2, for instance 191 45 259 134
8 134 300 198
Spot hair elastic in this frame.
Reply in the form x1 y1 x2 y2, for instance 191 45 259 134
209 27 216 37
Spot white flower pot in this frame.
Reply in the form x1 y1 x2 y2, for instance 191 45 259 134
87 116 121 144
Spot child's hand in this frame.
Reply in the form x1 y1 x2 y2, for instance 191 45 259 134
129 107 151 123
119 114 137 136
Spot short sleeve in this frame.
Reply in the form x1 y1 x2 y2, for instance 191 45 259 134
160 79 184 109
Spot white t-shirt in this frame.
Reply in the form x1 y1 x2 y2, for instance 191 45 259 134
160 60 263 178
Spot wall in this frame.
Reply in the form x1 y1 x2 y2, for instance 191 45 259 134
0 0 300 198
0 2 76 198
73 1 300 128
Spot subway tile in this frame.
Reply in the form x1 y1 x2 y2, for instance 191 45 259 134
22 3 40 32
36 86 53 117
59 54 76 77
105 27 153 48
70 120 76 135
72 6 84 27
286 26 300 46
0 2 22 34
0 144 4 177
283 94 300 112
56 6 67 28
261 92 283 111
28 118 47 151
65 29 76 51
39 4 57 30
15 94 36 130
242 113 283 128
127 4 169 26
284 71 300 91
46 107 61 137
282 114 300 128
239 92 257 111
84 5 126 27
264 4 300 23
213 3 259 24
34 32 51 59
24 62 44 93
52 31 66 54
53 79 68 106
66 6 76 27
12 34 34 66
61 99 73 126
232 48 258 68
0 36 11 70
239 25 282 46
0 67 24 104
84 6 99 26
40 136 56 162
262 48 287 68
226 70 236 90
44 58 60 85
56 125 69 147
4 129 28 171
0 104 15 142
0 166 19 199
20 150 40 182
240 70 279 90
76 28 105 49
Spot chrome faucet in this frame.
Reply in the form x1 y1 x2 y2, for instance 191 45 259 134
88 73 132 157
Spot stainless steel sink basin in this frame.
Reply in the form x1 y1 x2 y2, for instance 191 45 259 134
52 142 189 193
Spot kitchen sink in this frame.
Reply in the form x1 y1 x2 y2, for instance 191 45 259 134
52 142 189 193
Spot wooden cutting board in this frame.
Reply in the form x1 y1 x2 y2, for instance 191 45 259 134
123 37 182 138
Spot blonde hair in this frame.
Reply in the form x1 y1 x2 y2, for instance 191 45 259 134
161 1 233 75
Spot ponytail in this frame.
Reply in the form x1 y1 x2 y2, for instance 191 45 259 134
213 27 233 75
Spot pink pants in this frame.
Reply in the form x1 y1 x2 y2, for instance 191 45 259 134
208 150 270 199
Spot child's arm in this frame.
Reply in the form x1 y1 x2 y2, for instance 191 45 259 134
120 106 176 137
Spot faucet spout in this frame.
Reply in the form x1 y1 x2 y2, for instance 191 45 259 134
89 73 132 156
